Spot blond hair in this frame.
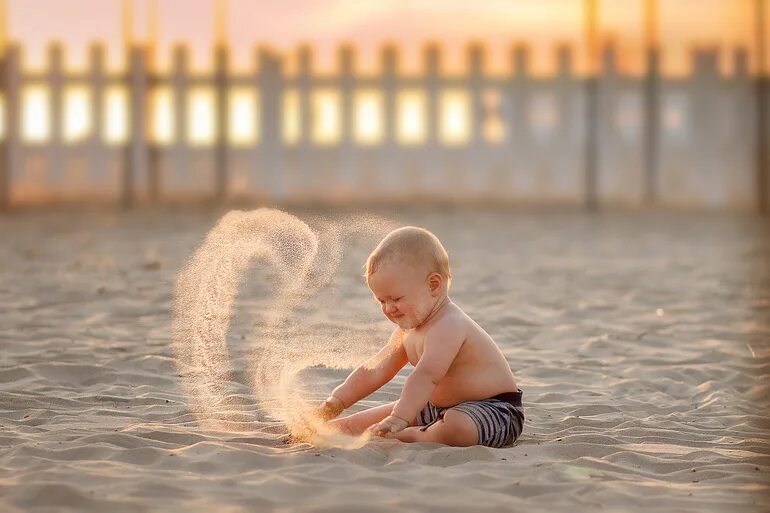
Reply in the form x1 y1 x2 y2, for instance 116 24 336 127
364 226 451 284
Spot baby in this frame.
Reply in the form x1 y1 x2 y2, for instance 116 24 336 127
317 226 525 448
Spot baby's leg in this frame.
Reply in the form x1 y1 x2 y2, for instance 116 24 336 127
392 409 478 446
328 401 398 436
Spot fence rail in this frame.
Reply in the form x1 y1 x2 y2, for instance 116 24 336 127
0 41 766 211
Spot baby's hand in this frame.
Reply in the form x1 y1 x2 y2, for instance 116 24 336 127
369 415 409 437
315 395 345 421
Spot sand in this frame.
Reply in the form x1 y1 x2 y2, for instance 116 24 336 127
0 206 768 513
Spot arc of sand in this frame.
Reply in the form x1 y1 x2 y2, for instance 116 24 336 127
172 208 397 444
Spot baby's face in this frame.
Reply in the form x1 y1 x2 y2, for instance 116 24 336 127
367 259 437 330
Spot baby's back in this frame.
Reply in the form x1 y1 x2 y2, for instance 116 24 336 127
406 302 518 408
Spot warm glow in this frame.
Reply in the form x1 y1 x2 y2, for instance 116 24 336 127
282 89 300 144
312 89 341 145
104 87 128 144
229 88 259 146
482 89 505 144
439 90 470 145
151 87 174 145
7 1 759 76
663 93 688 140
353 89 383 145
397 90 426 145
63 87 91 143
529 91 558 141
22 86 50 143
188 88 216 145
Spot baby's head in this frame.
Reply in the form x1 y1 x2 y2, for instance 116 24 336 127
364 226 451 329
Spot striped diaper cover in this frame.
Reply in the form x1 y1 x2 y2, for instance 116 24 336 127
416 389 525 448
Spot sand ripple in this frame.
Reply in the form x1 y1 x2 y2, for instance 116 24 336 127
0 209 767 512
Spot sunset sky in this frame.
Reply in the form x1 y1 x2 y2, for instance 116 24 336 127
4 0 765 76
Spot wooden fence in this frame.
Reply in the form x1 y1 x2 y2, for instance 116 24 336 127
0 41 765 210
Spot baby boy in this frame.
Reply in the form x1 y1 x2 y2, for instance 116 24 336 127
317 226 525 448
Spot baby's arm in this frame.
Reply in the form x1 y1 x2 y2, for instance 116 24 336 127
320 328 408 417
372 318 466 435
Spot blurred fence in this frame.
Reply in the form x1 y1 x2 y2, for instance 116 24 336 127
0 41 765 210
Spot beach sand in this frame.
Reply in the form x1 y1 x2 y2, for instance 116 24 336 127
0 207 768 512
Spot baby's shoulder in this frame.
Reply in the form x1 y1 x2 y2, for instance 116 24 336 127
428 303 470 333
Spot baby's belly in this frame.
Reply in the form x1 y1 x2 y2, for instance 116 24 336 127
429 373 518 408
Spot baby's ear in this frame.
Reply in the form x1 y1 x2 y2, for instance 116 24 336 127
427 272 442 294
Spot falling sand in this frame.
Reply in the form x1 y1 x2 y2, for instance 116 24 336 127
171 208 398 447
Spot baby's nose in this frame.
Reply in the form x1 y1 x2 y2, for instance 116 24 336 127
384 302 398 314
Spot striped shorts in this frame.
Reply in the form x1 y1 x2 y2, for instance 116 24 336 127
416 389 525 448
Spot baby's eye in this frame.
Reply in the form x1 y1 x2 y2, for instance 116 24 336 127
395 297 404 301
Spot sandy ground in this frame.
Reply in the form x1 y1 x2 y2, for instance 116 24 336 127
0 206 769 513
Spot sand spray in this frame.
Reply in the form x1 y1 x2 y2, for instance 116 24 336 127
172 208 396 447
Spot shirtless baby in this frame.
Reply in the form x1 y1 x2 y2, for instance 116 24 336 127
316 226 525 448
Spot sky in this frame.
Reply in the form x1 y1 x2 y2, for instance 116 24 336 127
3 0 764 76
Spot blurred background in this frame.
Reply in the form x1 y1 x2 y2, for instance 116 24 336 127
0 0 768 211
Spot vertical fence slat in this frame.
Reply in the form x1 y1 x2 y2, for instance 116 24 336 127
214 43 228 201
170 45 189 199
757 0 768 214
555 45 581 201
0 43 19 210
49 43 64 195
467 43 486 194
584 0 599 210
424 44 440 145
692 49 722 207
644 47 660 204
338 44 355 193
379 44 398 195
125 44 149 207
0 46 5 209
730 49 755 208
88 44 106 195
506 44 534 198
257 47 284 198
644 0 660 205
297 45 312 197
423 43 441 194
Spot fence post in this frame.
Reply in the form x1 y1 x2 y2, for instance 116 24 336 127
125 43 149 207
506 44 534 198
88 43 107 195
0 43 19 211
170 44 189 200
757 0 768 214
644 0 660 205
692 48 722 207
0 45 5 210
214 42 229 202
257 46 284 198
730 48 755 208
297 44 313 196
49 43 64 195
0 46 6 210
338 44 355 193
467 43 486 193
424 44 440 145
379 44 398 195
643 47 660 205
554 45 576 200
584 0 599 210
423 43 441 194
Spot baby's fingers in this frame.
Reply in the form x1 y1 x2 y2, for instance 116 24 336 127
367 423 387 437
